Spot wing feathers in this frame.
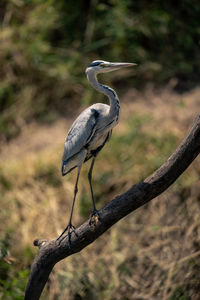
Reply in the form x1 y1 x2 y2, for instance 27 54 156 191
62 108 99 164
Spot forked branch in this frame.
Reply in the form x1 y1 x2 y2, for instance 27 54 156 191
25 115 200 300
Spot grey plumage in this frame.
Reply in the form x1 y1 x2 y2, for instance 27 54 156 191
58 60 136 243
62 103 113 175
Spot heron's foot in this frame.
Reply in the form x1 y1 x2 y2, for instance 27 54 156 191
89 209 100 225
57 222 78 247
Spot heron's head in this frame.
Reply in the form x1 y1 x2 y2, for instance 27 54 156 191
86 60 137 75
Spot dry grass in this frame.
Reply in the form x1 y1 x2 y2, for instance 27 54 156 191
0 86 200 300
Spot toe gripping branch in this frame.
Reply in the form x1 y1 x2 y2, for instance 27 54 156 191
57 223 78 247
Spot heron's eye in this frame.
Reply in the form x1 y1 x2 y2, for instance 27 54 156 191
100 63 109 68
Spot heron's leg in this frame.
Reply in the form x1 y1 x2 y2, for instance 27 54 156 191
57 149 87 245
57 167 80 243
88 155 100 224
88 156 97 211
68 167 80 227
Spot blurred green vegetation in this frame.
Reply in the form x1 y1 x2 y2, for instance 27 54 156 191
0 0 200 140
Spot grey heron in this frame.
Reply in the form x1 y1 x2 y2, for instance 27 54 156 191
58 60 136 243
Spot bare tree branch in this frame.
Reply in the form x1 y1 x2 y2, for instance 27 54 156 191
25 115 200 300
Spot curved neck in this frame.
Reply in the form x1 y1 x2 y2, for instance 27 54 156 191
87 71 120 119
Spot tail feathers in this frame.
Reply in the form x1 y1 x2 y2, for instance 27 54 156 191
61 159 77 176
61 163 67 176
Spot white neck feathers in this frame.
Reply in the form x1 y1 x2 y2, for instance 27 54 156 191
86 71 120 120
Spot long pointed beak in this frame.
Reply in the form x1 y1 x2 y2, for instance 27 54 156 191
109 62 137 69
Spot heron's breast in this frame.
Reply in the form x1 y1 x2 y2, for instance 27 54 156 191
87 112 118 151
87 127 109 151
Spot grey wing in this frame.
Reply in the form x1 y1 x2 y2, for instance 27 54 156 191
62 107 99 164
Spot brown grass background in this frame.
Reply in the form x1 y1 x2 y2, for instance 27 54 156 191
1 85 200 299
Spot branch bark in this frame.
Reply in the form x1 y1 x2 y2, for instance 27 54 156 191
25 115 200 300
